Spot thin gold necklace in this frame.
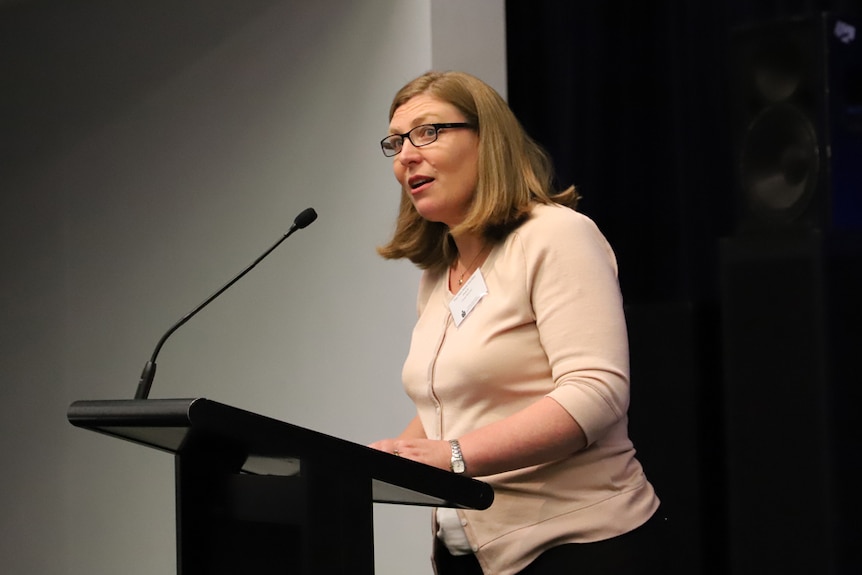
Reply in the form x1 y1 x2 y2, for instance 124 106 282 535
455 245 487 286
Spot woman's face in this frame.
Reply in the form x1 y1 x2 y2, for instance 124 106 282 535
389 94 479 228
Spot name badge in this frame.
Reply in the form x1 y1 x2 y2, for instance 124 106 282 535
449 269 488 327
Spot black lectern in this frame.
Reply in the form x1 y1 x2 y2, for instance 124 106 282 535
68 398 493 574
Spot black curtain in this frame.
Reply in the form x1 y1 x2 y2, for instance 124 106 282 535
507 0 860 304
506 1 862 574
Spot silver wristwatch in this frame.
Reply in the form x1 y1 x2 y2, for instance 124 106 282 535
449 439 466 474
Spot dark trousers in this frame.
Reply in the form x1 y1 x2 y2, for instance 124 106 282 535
434 509 672 575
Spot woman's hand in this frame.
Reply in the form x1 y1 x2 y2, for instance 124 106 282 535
370 415 453 472
368 438 454 472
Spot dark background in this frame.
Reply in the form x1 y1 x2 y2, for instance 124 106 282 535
506 1 862 573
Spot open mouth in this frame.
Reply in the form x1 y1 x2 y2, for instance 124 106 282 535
409 176 435 190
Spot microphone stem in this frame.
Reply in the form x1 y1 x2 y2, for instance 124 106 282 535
134 222 302 400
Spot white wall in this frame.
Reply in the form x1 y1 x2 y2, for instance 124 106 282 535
0 1 505 573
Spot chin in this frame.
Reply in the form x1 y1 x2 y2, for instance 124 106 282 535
411 201 440 222
411 199 461 228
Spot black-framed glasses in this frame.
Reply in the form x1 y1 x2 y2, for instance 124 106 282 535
380 122 475 157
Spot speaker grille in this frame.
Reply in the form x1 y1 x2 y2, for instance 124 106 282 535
731 13 862 233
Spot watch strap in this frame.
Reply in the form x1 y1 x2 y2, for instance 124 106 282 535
449 439 466 474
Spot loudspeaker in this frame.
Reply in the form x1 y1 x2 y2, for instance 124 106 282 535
730 12 862 233
720 233 862 574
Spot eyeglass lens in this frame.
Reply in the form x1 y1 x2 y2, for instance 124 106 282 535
382 125 439 156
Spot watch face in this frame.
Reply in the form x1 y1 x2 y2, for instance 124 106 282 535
452 459 466 474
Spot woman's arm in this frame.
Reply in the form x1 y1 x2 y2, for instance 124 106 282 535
457 396 585 476
377 397 585 477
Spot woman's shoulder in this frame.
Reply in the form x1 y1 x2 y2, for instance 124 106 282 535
517 202 603 239
508 202 617 268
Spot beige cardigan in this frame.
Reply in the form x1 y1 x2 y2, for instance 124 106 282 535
402 203 659 575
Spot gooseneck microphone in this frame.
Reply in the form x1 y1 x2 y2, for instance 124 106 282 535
134 207 318 400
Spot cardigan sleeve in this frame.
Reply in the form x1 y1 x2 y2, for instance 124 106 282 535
518 205 631 445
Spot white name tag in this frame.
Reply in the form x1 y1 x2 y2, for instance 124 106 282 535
449 268 488 327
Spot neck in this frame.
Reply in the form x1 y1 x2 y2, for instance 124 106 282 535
451 233 485 266
450 233 488 288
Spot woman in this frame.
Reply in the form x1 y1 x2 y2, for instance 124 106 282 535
370 71 666 575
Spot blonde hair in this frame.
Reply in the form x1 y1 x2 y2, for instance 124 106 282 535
377 71 578 272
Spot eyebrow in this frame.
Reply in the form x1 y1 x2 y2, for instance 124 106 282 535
388 114 438 135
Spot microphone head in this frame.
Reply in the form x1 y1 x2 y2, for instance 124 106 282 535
294 208 318 229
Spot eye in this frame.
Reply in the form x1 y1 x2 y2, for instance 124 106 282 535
381 136 402 154
418 125 438 139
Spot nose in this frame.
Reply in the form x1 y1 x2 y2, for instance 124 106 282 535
397 138 422 165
